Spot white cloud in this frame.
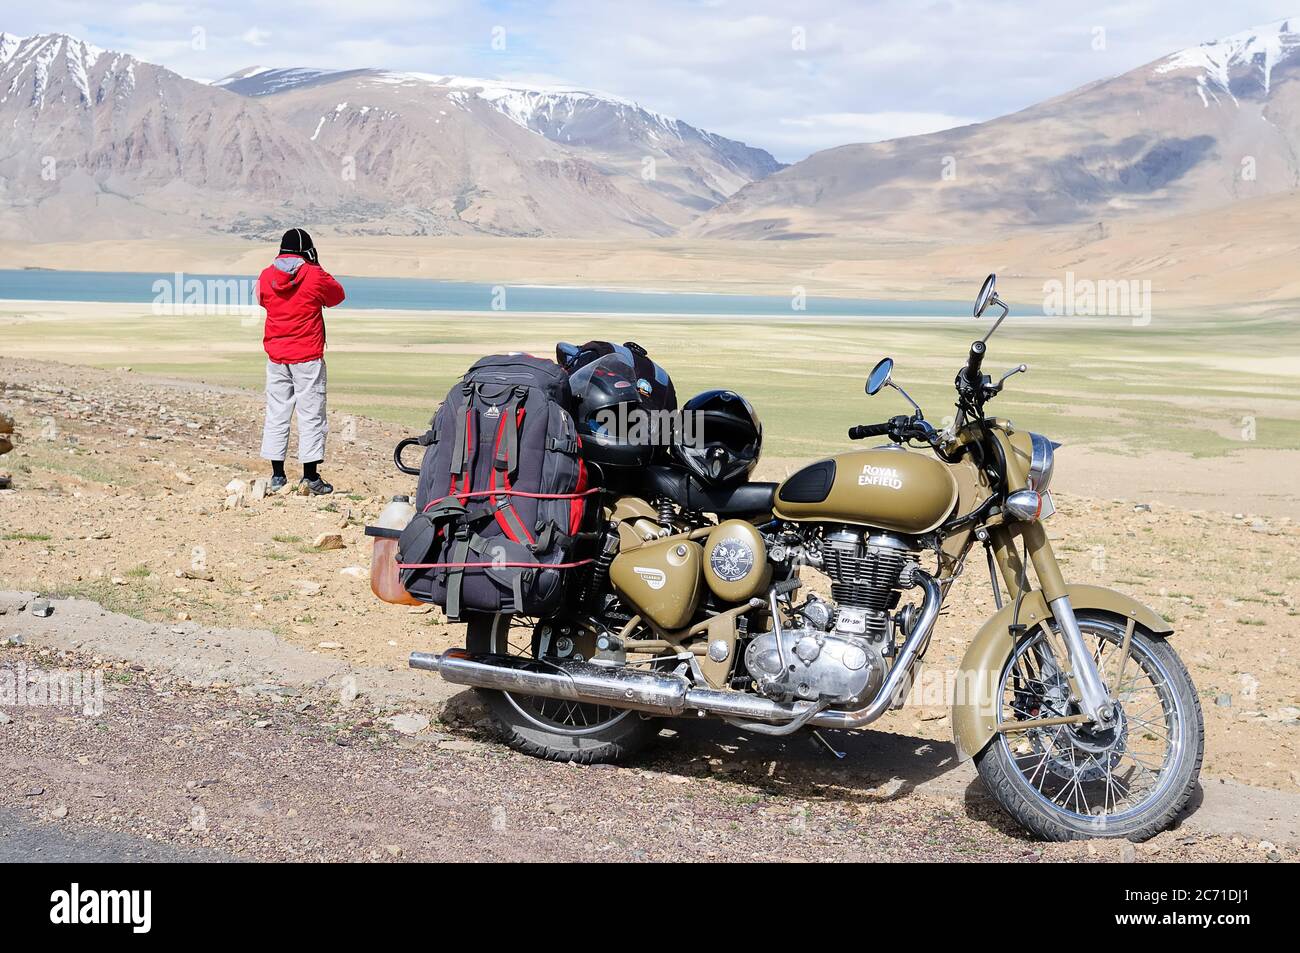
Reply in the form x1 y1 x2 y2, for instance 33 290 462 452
241 27 270 47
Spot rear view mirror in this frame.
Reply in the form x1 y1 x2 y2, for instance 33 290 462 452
866 357 894 396
974 274 997 318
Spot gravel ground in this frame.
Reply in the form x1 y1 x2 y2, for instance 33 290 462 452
0 643 1286 863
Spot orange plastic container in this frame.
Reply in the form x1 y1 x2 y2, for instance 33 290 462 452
369 497 421 606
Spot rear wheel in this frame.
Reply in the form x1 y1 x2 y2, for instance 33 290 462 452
465 612 661 764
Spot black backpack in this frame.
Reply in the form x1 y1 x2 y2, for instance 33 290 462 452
396 354 592 619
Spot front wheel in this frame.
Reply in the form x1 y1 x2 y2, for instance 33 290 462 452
464 612 661 764
975 615 1203 841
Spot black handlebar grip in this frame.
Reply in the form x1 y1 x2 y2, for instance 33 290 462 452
849 422 893 440
966 340 987 382
394 437 422 475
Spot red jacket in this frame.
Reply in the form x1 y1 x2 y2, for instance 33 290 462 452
258 255 346 364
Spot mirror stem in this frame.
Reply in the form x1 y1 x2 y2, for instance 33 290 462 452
886 380 924 417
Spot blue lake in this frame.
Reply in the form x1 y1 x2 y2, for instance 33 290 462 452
0 269 966 318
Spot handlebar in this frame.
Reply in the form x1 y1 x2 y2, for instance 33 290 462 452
848 422 893 440
965 340 986 384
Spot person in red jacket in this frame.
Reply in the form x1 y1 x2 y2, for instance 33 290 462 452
257 229 346 494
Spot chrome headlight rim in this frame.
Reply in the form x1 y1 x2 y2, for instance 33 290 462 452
1027 432 1056 492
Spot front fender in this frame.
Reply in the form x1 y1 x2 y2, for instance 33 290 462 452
950 584 1172 761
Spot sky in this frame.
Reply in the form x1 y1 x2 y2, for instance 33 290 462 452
4 0 1300 162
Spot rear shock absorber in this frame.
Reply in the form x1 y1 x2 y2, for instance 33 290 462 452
655 496 676 528
581 520 621 610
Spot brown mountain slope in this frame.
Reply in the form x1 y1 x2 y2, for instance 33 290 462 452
687 18 1300 240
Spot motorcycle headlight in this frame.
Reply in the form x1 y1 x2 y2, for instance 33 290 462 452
1027 432 1057 492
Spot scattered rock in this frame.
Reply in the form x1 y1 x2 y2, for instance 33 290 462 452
0 712 12 725
1117 841 1137 863
110 576 126 586
50 805 68 819
253 719 271 729
1215 693 1232 707
339 677 359 705
381 844 404 858
386 713 431 735
317 641 343 650
29 599 53 618
312 533 344 551
339 565 366 579
250 478 268 501
175 611 191 622
436 738 478 753
175 568 214 582
1133 503 1152 512
174 471 194 485
294 580 323 597
23 786 44 797
5 634 26 646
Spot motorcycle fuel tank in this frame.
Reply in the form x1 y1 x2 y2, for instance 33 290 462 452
773 449 958 534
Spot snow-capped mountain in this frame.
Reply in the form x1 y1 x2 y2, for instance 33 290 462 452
213 65 781 209
0 32 341 241
0 31 780 241
690 17 1300 240
1153 17 1300 103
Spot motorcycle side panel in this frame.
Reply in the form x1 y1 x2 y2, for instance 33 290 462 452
702 520 772 603
773 449 958 534
950 584 1174 761
610 537 704 631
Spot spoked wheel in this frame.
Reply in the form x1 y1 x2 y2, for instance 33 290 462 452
464 612 661 764
976 614 1202 841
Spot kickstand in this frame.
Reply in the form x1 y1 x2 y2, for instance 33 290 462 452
810 729 846 760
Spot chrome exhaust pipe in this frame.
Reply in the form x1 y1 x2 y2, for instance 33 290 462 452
408 570 943 730
410 650 690 715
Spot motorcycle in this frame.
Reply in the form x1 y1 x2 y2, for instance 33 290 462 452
407 275 1203 841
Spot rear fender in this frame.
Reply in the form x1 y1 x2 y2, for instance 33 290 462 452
950 584 1172 761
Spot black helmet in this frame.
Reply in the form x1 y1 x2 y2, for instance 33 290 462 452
672 389 761 486
569 353 655 469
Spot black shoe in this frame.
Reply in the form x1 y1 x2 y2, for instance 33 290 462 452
269 475 288 492
299 477 333 496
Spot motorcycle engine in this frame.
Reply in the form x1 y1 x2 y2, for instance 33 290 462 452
745 528 921 705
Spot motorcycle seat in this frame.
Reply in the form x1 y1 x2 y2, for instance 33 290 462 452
636 465 776 517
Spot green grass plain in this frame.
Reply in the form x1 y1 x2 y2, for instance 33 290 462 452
2 304 1297 459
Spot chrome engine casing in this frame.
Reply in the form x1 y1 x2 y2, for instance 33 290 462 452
744 624 886 706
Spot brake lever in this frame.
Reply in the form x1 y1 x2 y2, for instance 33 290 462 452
992 364 1028 393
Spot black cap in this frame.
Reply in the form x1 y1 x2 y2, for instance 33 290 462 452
279 228 317 262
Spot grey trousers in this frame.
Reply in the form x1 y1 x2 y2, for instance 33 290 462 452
260 358 328 463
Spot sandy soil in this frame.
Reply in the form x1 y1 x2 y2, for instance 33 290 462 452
6 636 1286 862
1 358 1297 796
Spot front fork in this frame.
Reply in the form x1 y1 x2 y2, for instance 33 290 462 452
987 521 1116 726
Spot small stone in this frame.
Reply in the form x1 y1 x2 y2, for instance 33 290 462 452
407 604 434 615
225 479 248 495
544 803 568 816
29 599 53 618
1133 503 1152 512
436 738 478 752
23 786 44 797
381 844 404 858
250 478 268 501
51 805 68 819
174 471 194 485
253 719 271 729
110 576 127 586
0 712 12 725
312 533 344 551
175 611 191 621
387 713 431 735
1215 693 1232 707
295 580 323 597
317 641 343 650
5 634 25 646
339 677 359 705
1118 841 1136 863
339 566 366 579
175 568 214 582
